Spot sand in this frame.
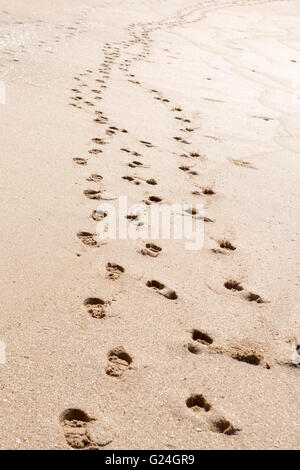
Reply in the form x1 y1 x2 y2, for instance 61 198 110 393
0 0 299 450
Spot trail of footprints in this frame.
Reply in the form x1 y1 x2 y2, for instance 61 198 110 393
63 0 288 448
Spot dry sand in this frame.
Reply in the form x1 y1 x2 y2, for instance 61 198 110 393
0 0 299 450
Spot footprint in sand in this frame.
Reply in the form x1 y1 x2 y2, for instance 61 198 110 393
88 148 102 155
91 209 107 221
224 280 266 303
186 394 237 435
106 263 124 280
77 231 99 247
202 186 215 195
86 174 103 182
123 175 157 186
186 394 211 412
92 138 107 145
146 196 163 204
146 280 177 300
140 140 154 148
84 297 108 319
84 189 102 200
73 157 87 165
224 280 244 292
218 239 236 251
191 329 213 345
140 243 162 258
128 160 145 168
230 159 257 170
60 408 113 449
212 239 236 255
105 347 132 377
227 343 265 367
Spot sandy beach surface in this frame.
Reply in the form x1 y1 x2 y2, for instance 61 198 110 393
0 0 299 450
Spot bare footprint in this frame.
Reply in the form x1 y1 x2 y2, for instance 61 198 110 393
60 408 94 449
84 189 101 200
230 159 257 170
89 149 102 155
186 395 238 435
207 411 238 435
73 157 87 165
60 408 113 449
77 232 99 247
141 243 162 258
225 280 266 303
218 239 236 251
105 347 132 377
86 174 103 182
146 280 177 300
228 343 264 366
191 329 213 345
224 280 244 292
91 209 107 221
106 263 124 280
84 297 107 319
186 394 211 412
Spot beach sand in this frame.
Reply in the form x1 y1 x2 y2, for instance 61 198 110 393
0 0 299 449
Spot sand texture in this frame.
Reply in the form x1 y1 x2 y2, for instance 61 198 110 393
0 0 299 450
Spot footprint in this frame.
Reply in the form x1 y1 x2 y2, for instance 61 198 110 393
242 291 265 304
141 243 162 258
202 187 215 195
60 408 113 449
224 280 243 292
218 240 236 251
146 280 177 300
92 138 106 145
228 343 263 366
186 343 201 355
84 189 101 200
148 196 162 203
60 408 94 449
186 394 211 412
106 263 124 280
252 115 273 121
186 396 237 435
77 232 98 247
230 159 257 170
128 161 144 168
88 148 102 155
105 347 132 377
140 140 154 148
86 174 103 182
192 329 213 345
207 412 237 435
91 209 107 221
225 280 266 303
84 297 107 319
73 157 87 165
